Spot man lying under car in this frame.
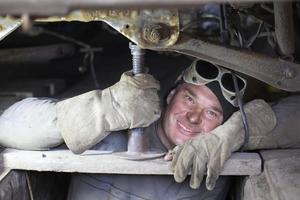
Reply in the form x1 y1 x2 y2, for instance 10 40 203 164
1 59 299 200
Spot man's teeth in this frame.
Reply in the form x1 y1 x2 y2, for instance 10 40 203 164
178 121 193 132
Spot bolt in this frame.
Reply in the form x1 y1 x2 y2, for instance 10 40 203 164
277 81 282 86
284 68 296 79
143 24 169 44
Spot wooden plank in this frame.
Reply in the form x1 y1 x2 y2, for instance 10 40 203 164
0 148 11 182
0 168 11 182
0 148 261 175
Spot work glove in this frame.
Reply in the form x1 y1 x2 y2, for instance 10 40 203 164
168 99 276 190
243 95 300 150
56 71 161 154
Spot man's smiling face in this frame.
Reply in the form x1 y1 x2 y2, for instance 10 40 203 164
161 83 224 147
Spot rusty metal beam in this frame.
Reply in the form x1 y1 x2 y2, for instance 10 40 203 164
0 0 275 15
153 35 300 92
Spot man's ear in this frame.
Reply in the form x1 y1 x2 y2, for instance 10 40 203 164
166 89 176 105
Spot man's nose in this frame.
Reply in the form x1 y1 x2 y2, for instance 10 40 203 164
187 111 202 124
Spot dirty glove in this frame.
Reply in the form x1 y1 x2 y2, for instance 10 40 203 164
243 95 300 150
169 99 276 190
56 71 161 154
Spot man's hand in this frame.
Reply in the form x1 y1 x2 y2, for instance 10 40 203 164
166 100 276 190
56 71 161 154
109 71 161 129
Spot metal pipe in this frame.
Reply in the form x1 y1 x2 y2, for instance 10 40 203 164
274 1 295 57
0 44 75 64
127 128 148 152
219 4 230 45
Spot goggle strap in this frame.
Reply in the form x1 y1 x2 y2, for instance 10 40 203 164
232 72 249 150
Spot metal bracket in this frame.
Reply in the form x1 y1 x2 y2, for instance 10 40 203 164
84 9 180 48
37 9 180 48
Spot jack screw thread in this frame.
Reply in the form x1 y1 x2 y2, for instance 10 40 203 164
129 43 145 75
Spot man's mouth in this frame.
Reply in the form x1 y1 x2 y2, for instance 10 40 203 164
176 120 199 136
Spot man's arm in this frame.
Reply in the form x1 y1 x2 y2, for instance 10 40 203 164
243 95 300 150
0 71 161 154
0 97 63 150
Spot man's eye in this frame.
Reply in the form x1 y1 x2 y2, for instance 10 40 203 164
184 95 194 103
205 110 217 119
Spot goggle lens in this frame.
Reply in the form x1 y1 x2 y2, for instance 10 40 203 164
195 60 219 80
221 73 245 92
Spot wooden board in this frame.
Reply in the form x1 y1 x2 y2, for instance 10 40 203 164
0 168 11 182
0 148 261 175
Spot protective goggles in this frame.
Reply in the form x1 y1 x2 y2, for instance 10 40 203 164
182 60 247 107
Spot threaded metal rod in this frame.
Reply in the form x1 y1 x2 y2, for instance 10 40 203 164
128 43 147 153
129 43 145 75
